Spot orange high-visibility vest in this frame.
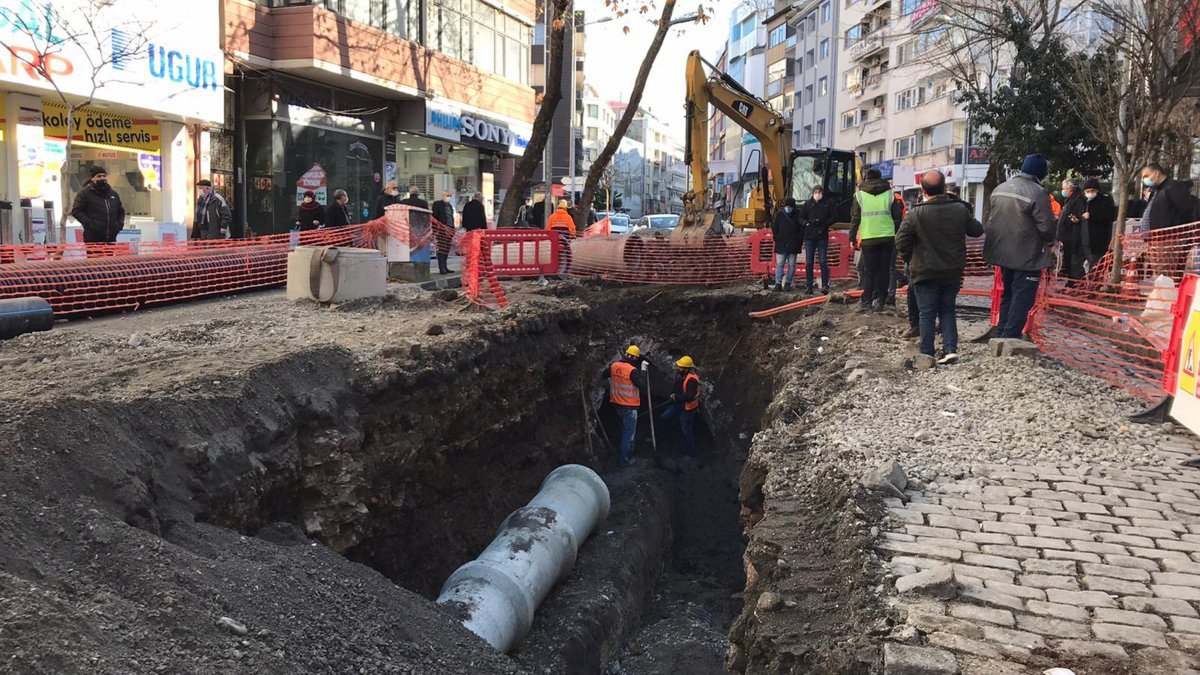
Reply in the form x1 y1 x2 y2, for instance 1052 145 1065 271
683 372 701 412
610 361 640 407
547 209 576 235
1050 195 1062 218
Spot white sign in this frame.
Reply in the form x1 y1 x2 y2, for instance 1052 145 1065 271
0 0 224 122
426 102 462 141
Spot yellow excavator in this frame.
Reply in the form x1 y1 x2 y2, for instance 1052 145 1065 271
678 50 860 239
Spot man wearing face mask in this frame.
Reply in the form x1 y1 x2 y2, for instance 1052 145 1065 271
1141 163 1195 231
799 185 836 294
71 165 125 245
1080 178 1115 268
372 180 403 220
1055 177 1087 279
771 197 803 290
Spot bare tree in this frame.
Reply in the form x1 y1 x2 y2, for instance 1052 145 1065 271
497 0 572 230
1065 0 1200 282
573 1 711 230
0 1 150 224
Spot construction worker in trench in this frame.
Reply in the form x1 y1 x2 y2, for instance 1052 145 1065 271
604 345 648 468
660 356 701 468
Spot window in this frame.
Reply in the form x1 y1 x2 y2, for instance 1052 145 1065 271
895 87 925 111
587 104 599 119
426 1 531 84
818 76 828 96
804 85 814 104
819 39 830 59
768 59 788 82
586 127 598 141
845 25 862 47
931 121 953 148
843 69 859 90
815 119 826 141
901 0 921 15
894 136 914 157
806 49 815 67
842 111 858 129
807 14 816 32
803 124 813 142
769 25 788 47
797 55 804 71
821 2 831 23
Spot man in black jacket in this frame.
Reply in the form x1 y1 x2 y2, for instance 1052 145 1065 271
895 170 983 365
372 181 402 219
1056 177 1087 279
400 185 429 210
461 193 488 231
1081 178 1115 268
771 197 803 291
1142 163 1195 231
192 179 232 240
431 191 456 274
799 185 836 294
71 166 125 244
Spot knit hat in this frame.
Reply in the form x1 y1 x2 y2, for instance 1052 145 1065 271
1082 178 1101 191
1020 154 1049 180
303 190 316 199
88 165 107 177
196 179 213 187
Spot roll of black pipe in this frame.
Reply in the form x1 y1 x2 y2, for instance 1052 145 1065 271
0 297 54 339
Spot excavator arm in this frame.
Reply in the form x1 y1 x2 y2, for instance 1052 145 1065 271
681 50 790 237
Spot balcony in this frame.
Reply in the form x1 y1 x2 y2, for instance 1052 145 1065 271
859 116 887 144
849 30 886 61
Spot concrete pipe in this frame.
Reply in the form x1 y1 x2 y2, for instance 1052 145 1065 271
436 464 610 653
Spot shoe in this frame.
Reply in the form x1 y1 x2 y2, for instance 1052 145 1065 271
938 352 960 365
856 303 872 314
772 284 783 292
619 457 633 468
903 326 920 339
821 288 830 295
805 287 815 295
783 284 793 291
885 297 897 307
871 299 884 312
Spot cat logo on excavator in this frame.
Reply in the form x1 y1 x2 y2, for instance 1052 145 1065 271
732 101 752 118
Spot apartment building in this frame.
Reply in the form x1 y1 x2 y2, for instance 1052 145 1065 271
580 84 617 175
610 104 686 217
777 0 840 150
226 0 537 232
708 3 769 199
833 0 988 212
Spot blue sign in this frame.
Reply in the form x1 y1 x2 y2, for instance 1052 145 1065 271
112 30 219 91
429 110 462 134
874 159 895 180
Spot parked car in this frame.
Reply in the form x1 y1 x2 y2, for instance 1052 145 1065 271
630 214 680 236
605 213 631 235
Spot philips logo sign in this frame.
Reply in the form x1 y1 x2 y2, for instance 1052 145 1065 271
429 110 462 132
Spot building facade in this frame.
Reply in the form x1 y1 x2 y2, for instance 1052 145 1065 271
227 0 536 233
784 0 839 150
708 3 769 208
0 0 224 239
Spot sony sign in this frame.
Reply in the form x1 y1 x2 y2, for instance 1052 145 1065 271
461 115 513 152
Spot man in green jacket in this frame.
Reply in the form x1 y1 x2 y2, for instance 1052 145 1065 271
849 167 905 312
895 170 983 364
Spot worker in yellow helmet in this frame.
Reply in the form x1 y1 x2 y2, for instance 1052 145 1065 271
604 345 647 467
661 355 701 471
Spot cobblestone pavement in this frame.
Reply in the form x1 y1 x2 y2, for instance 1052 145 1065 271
880 439 1200 674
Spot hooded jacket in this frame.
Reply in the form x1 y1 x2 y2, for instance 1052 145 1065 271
983 173 1056 271
71 182 125 240
771 207 804 255
895 194 983 284
798 196 837 241
848 178 904 246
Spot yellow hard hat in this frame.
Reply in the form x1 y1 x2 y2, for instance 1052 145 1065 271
626 345 641 357
676 356 695 368
557 199 570 209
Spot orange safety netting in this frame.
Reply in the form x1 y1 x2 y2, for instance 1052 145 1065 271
1028 221 1199 401
459 229 508 309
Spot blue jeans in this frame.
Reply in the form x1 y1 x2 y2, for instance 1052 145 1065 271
997 267 1040 339
913 278 960 356
805 238 829 291
617 407 638 464
774 253 797 287
660 403 696 457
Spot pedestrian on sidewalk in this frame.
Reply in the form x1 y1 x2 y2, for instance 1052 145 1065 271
1055 177 1087 279
984 153 1056 339
72 166 125 246
462 193 488 232
849 167 904 312
603 346 648 468
799 185 835 294
400 185 429 210
432 191 456 274
1081 178 1115 269
325 189 353 228
661 355 701 470
896 170 983 365
295 190 326 230
192 179 231 240
771 197 803 291
373 181 401 220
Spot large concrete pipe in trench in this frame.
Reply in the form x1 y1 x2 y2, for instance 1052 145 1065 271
436 464 610 653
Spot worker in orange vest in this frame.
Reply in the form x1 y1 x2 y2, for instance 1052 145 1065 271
661 355 701 471
546 199 577 236
604 345 647 467
1049 193 1062 219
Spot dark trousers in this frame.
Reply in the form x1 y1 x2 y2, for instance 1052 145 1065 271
913 278 960 356
888 242 899 300
437 253 450 273
660 403 696 457
804 238 830 291
906 264 919 328
997 267 1041 339
859 242 893 305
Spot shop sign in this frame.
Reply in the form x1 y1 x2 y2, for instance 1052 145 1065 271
296 163 328 205
42 101 161 152
0 0 223 122
17 105 43 200
426 103 463 141
138 153 162 189
462 114 514 153
431 142 448 169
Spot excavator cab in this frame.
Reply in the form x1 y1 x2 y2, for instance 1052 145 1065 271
788 149 859 227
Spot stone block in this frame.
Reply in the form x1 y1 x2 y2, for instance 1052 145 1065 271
981 625 1046 651
906 525 961 540
914 354 936 370
961 532 1015 546
1014 535 1071 551
1043 549 1103 563
1000 513 1056 525
1072 540 1130 556
1152 584 1200 602
1102 554 1162 572
1169 615 1200 634
1051 639 1129 660
949 602 1015 626
1021 559 1076 575
979 545 1040 559
1152 572 1200 588
906 610 986 639
883 642 958 675
1163 558 1200 575
865 461 909 498
925 632 1002 660
1095 533 1155 548
1081 563 1151 582
1045 589 1117 608
1093 623 1169 647
1019 574 1080 590
878 540 963 561
1001 339 1039 357
987 338 1010 357
1014 614 1091 639
1094 607 1169 631
958 585 1026 613
1082 575 1151 597
982 522 1033 537
928 514 982 532
1122 596 1200 618
1026 600 1089 623
983 580 1046 601
1120 524 1180 539
889 508 927 525
897 565 958 600
961 553 1022 572
1035 525 1096 541
952 564 1015 584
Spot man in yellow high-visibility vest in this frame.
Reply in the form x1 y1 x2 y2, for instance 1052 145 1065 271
849 167 905 312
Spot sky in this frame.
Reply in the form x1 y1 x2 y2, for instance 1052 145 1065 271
578 0 734 142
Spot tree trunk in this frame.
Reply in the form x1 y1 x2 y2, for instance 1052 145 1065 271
496 0 571 230
573 0 677 232
1109 160 1129 286
981 161 1002 224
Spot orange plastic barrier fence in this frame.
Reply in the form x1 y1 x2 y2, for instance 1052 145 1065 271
460 229 508 309
748 230 855 281
485 230 562 278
